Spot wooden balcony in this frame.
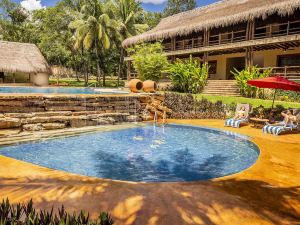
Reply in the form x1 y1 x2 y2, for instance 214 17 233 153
260 66 300 82
161 20 300 54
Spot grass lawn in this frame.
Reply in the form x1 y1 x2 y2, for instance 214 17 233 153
195 94 300 108
49 78 125 88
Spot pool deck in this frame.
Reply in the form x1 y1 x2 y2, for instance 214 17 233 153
0 120 299 225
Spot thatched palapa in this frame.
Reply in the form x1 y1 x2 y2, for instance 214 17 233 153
0 41 50 74
122 0 300 47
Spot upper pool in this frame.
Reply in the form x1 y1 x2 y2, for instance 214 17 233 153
0 86 129 95
0 124 259 182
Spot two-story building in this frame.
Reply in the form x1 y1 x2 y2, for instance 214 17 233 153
123 0 300 94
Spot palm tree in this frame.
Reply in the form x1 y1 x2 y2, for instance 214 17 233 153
109 0 148 81
70 0 119 86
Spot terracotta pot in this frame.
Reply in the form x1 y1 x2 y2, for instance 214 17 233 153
143 80 157 93
128 79 143 93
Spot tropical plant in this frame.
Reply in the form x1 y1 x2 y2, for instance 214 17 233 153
165 56 209 93
231 66 272 98
69 0 120 86
128 42 169 81
0 198 113 225
108 0 148 81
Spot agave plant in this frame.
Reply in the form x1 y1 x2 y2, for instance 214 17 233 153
0 198 113 225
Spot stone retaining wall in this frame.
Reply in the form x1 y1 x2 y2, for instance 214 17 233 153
0 94 166 131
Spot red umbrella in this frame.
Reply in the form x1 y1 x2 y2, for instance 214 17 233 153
247 76 300 108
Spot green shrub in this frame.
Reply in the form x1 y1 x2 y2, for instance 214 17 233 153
128 42 169 81
164 92 232 119
276 90 300 102
231 66 272 98
0 198 113 225
165 56 209 94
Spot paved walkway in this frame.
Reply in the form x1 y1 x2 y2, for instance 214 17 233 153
0 120 299 225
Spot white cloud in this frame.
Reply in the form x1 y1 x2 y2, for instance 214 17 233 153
20 0 45 12
139 0 167 5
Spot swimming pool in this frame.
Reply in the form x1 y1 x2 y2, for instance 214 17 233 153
0 86 128 94
0 124 259 182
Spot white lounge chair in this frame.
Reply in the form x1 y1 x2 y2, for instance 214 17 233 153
225 103 250 128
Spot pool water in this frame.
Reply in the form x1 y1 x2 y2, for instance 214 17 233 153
0 86 128 94
0 124 259 182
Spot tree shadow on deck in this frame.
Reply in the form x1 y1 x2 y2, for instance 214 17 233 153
0 152 299 225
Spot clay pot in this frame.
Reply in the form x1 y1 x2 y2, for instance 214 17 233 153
143 80 157 93
128 79 143 93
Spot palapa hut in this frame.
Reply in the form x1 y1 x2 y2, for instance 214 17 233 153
0 41 51 86
123 0 300 94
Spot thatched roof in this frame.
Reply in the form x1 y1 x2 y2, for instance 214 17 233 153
0 41 50 74
123 0 300 47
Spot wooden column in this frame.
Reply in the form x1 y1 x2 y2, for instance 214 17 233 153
245 19 255 69
170 37 176 62
127 61 131 80
203 28 210 69
246 19 255 41
203 28 210 46
203 52 209 66
245 47 254 68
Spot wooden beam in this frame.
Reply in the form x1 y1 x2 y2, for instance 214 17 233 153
246 20 255 40
246 47 254 68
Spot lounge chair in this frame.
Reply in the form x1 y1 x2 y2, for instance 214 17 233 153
262 109 300 135
262 121 299 135
225 103 250 128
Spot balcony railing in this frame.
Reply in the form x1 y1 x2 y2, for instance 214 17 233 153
161 20 300 53
254 20 300 40
260 66 300 82
209 30 247 46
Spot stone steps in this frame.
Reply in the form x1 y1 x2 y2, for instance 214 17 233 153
202 80 241 96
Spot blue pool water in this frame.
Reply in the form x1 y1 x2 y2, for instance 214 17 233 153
0 86 128 94
0 124 259 182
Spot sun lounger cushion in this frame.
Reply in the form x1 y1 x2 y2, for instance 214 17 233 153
262 123 298 135
225 118 248 128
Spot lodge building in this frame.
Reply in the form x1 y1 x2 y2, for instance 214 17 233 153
123 0 300 87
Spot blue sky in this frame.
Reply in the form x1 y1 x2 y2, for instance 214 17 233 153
12 0 220 12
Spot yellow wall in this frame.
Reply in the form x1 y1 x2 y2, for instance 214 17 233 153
206 47 300 80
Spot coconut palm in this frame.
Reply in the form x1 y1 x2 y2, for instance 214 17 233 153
109 0 148 81
70 0 119 86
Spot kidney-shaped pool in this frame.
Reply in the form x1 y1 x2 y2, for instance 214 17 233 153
0 124 259 182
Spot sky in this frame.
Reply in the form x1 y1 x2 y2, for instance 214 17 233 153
11 0 220 12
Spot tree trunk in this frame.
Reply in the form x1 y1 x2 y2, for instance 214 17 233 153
118 48 124 87
75 67 80 82
95 46 103 87
84 63 89 87
96 62 101 86
102 69 106 87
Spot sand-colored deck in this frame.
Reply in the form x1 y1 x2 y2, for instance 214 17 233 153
0 120 299 225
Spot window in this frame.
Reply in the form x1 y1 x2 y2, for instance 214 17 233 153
277 54 300 67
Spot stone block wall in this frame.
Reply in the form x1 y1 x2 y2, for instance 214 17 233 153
0 94 166 131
